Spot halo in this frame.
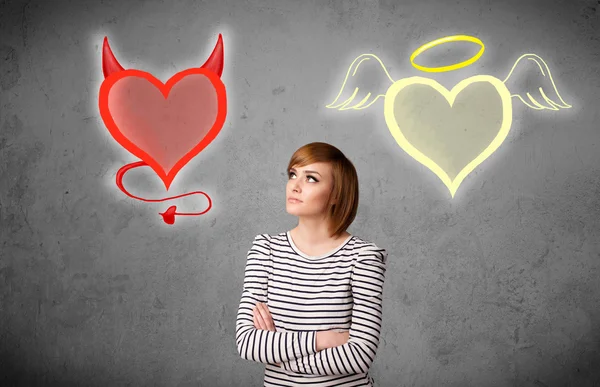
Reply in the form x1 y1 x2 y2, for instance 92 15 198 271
410 35 485 73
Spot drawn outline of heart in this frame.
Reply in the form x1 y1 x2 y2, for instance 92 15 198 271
384 75 513 197
98 68 227 191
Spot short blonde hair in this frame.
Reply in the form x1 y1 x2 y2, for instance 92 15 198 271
286 142 359 238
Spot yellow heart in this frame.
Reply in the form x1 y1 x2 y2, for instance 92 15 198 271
384 75 512 197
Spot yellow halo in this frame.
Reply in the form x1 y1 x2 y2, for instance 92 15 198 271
410 35 485 73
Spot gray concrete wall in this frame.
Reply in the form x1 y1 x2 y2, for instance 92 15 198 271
1 0 599 385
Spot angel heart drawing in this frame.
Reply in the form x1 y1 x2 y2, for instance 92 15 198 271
326 35 572 198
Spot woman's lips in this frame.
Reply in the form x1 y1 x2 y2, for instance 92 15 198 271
288 198 302 203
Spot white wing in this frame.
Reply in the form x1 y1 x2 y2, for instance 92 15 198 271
503 53 572 110
326 54 395 111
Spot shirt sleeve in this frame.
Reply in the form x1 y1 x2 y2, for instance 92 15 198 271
279 242 388 375
235 234 318 364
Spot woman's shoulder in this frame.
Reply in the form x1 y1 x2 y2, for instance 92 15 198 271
351 235 384 250
252 232 286 242
351 235 388 262
250 232 287 247
251 233 273 246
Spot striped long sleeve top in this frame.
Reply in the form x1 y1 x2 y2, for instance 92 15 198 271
235 231 388 387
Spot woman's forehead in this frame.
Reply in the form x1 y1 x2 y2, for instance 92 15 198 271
292 162 331 171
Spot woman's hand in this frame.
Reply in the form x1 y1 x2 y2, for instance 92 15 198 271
253 302 281 367
316 330 350 351
253 302 276 332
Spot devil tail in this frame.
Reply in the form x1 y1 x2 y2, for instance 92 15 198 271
116 161 212 224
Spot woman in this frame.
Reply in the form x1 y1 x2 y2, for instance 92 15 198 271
235 142 388 386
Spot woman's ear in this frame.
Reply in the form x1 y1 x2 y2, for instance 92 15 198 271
329 194 337 206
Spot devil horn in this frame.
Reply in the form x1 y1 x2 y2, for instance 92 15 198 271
102 36 125 79
200 34 224 78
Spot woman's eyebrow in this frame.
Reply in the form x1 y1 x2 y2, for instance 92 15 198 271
290 168 321 176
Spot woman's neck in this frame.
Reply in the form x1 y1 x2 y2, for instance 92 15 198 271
290 223 350 246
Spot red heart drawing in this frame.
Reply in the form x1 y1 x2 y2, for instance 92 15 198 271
98 67 227 190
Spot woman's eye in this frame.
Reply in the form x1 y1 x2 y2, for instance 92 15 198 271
288 172 317 182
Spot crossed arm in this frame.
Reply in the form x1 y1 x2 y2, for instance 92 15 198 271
236 235 388 376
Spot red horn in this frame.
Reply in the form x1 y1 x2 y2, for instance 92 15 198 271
200 34 224 78
102 36 125 79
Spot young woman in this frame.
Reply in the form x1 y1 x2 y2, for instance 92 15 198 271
235 142 388 386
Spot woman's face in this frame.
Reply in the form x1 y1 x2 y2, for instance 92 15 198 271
286 162 335 218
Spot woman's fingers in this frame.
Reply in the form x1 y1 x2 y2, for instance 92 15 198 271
256 303 276 331
253 306 268 330
253 308 266 330
252 303 277 332
262 303 276 331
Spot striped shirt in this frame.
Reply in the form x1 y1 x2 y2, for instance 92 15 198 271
235 231 388 387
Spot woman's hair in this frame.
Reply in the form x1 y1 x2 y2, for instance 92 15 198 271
286 142 359 238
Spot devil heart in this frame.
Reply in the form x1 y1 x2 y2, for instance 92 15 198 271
98 34 227 225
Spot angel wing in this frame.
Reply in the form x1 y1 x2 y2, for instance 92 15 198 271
326 54 395 110
503 53 572 110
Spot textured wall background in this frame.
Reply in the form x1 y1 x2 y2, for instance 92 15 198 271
1 0 599 386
